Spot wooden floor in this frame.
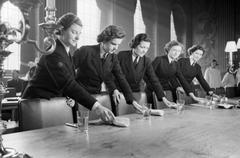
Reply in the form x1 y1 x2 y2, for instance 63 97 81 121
3 106 240 158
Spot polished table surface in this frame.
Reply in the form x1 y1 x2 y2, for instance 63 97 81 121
3 106 240 158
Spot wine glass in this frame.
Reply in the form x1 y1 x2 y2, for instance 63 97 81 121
176 99 185 113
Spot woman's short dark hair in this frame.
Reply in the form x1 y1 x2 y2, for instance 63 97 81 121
97 25 126 43
187 45 205 56
129 33 151 49
164 40 184 54
56 12 82 34
29 66 36 79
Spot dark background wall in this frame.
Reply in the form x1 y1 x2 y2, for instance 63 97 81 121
12 0 240 75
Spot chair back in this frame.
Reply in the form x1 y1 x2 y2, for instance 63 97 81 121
225 87 237 98
117 92 147 115
5 88 16 98
215 87 226 96
78 93 112 120
153 90 173 109
19 97 73 131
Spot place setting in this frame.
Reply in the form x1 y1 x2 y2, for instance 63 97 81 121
191 95 240 110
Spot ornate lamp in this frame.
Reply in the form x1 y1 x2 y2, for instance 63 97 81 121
224 41 237 66
0 0 59 157
237 38 240 49
0 30 14 156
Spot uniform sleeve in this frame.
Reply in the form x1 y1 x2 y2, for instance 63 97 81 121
195 65 211 93
152 57 159 70
221 73 229 88
45 54 96 110
109 55 134 104
73 46 87 68
144 59 165 101
146 58 158 90
204 68 210 84
168 76 181 90
175 62 193 94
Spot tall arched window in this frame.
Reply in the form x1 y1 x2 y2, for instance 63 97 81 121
170 11 177 41
134 0 146 36
0 1 21 70
77 0 101 47
171 5 187 46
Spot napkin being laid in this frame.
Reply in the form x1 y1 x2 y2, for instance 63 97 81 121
89 117 130 128
217 103 234 109
112 117 130 127
150 109 164 116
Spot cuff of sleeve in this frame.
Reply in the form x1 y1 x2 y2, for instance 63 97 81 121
92 101 100 111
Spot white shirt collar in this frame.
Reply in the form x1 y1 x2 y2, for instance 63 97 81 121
189 57 195 66
59 38 70 55
167 55 174 63
132 50 140 62
100 44 109 59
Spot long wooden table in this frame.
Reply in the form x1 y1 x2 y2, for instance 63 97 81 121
3 106 240 158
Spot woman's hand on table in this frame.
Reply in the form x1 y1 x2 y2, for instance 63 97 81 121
93 102 116 123
189 93 203 102
112 89 122 105
176 87 185 93
132 100 145 113
162 97 177 108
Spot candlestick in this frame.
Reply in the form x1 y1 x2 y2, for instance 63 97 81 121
46 0 55 9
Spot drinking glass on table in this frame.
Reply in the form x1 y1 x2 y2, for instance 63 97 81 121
142 103 152 119
77 105 89 133
205 95 215 109
176 99 185 113
205 95 211 106
234 99 240 109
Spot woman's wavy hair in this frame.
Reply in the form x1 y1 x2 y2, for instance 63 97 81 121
163 40 184 54
187 45 205 56
97 25 126 43
56 12 82 35
129 33 151 49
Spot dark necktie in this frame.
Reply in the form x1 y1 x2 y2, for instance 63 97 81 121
101 53 108 65
133 56 139 68
68 53 72 63
68 53 75 75
103 53 108 59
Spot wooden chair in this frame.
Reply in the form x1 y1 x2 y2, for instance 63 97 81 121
4 87 17 98
78 92 147 119
225 87 237 98
116 92 148 115
153 90 173 109
78 93 112 121
19 97 73 131
214 87 226 96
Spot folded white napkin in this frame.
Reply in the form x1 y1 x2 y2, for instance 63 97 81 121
89 117 130 128
217 103 234 109
150 109 164 116
112 117 130 127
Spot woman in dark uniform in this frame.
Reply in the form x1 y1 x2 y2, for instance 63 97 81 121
116 33 176 108
178 45 214 96
146 40 201 107
73 25 143 114
22 13 115 123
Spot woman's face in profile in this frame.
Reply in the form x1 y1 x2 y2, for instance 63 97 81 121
134 41 150 57
168 45 182 60
102 38 123 54
62 23 82 47
191 49 203 62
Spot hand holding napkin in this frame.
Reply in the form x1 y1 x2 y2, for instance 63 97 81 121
217 103 234 109
112 117 130 127
150 109 164 116
89 117 130 128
